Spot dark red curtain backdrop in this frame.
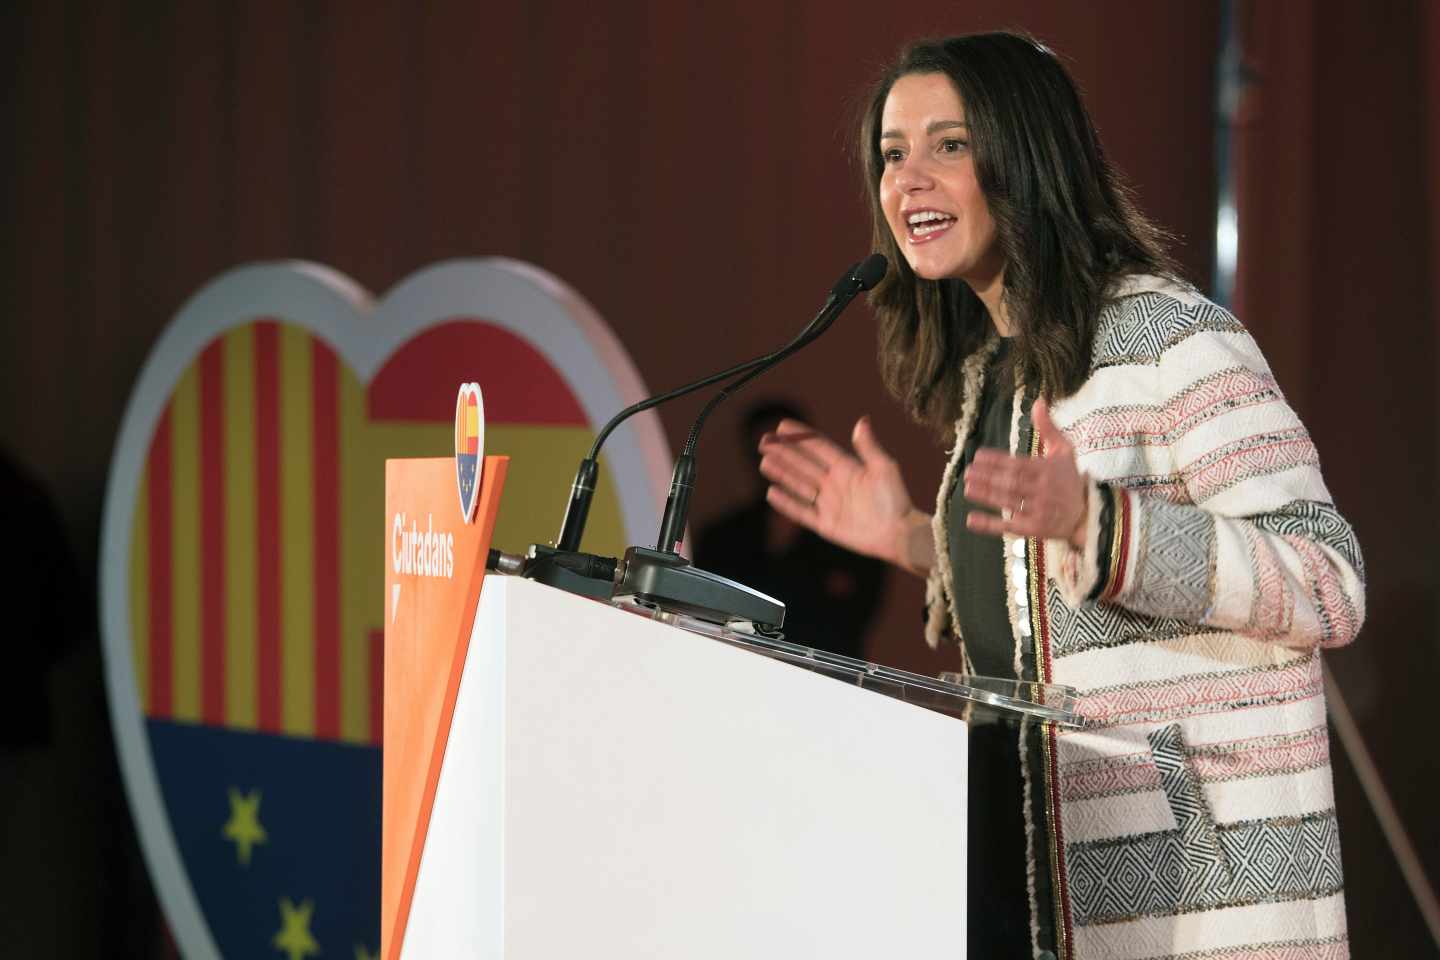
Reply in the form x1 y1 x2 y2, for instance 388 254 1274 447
2 0 1222 677
2 1 1436 955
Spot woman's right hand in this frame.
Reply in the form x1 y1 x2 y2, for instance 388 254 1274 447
758 416 934 575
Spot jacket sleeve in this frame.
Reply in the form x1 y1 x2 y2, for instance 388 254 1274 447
1047 320 1366 649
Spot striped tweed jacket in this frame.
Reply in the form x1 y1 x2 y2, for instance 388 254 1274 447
923 275 1365 960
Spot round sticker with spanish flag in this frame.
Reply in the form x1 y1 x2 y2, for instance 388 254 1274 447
454 382 484 523
100 260 670 960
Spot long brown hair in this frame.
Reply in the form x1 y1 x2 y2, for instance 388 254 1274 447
859 33 1175 434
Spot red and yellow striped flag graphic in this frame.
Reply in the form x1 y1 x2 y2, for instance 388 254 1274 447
128 318 625 744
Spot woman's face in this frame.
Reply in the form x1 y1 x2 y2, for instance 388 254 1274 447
878 72 1003 287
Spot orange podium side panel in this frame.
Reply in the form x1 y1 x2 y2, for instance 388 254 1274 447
382 455 508 960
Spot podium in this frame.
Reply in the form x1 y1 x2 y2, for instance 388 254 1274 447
383 457 1075 959
402 575 972 958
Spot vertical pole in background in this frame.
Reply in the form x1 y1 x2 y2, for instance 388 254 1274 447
1212 0 1240 307
1323 665 1440 946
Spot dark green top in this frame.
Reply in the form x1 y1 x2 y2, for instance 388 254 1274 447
947 339 1018 678
944 340 1048 954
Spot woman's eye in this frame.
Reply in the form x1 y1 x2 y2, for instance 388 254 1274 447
940 138 968 154
881 148 905 164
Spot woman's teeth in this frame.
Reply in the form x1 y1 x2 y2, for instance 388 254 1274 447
906 211 955 237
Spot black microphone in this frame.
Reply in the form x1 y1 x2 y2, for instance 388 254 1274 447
611 254 888 632
550 254 883 556
530 312 814 600
525 254 886 616
554 346 779 555
654 253 887 554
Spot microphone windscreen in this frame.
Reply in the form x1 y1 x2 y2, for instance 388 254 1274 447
853 253 889 291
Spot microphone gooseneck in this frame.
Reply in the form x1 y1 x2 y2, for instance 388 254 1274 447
532 252 887 625
653 253 887 553
681 252 886 459
556 331 804 553
556 253 886 556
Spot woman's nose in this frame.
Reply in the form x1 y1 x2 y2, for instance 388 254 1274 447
893 159 933 192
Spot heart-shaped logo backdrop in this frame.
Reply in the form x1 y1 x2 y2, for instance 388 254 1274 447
100 259 671 960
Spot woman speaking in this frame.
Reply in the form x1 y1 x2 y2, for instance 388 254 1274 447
758 33 1364 960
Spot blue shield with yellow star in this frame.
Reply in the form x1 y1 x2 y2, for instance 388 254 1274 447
152 721 381 958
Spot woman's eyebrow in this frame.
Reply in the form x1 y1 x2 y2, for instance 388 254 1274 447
928 119 968 134
879 119 968 140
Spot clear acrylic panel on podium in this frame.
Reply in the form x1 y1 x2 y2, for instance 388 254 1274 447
610 596 1082 728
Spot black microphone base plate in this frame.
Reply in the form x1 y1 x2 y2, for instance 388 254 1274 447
613 546 785 632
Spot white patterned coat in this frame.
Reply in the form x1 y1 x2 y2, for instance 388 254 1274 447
924 275 1365 960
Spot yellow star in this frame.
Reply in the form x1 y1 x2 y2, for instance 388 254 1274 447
273 897 321 960
354 945 378 960
221 787 268 867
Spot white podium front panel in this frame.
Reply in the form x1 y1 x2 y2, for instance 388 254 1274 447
404 576 968 958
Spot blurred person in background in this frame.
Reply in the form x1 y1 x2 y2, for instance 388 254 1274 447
694 399 886 660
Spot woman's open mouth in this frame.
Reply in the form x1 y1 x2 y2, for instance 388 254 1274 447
905 209 956 243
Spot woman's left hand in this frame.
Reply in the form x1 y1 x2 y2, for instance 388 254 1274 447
963 398 1089 548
